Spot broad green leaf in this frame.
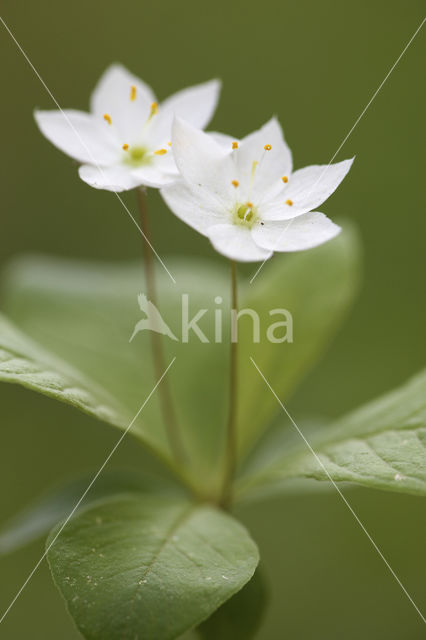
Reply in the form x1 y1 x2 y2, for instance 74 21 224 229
1 257 230 495
1 226 359 495
235 222 360 458
0 470 182 556
236 370 426 499
47 494 259 640
235 419 337 503
0 312 127 429
197 567 268 639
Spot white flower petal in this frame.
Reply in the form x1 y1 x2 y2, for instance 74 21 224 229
146 148 178 178
130 163 178 188
90 64 156 142
252 212 341 252
34 109 120 165
79 161 177 191
234 117 292 200
150 79 221 144
161 180 226 234
208 132 238 150
260 198 304 221
171 117 235 208
78 164 142 192
208 223 273 262
262 159 354 220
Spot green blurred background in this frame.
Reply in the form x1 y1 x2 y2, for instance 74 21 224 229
1 0 425 637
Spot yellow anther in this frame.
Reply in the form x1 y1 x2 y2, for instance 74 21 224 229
150 102 158 116
168 141 172 146
231 180 239 188
122 143 129 151
154 148 167 155
246 201 253 208
285 199 293 206
130 85 137 101
264 144 272 151
232 141 239 149
281 175 289 183
103 113 112 125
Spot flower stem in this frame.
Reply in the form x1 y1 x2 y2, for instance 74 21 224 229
136 187 186 465
220 259 238 508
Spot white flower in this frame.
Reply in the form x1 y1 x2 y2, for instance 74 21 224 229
161 118 353 262
34 64 221 192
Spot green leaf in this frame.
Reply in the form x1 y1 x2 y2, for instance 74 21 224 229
1 226 360 495
0 312 127 430
1 257 231 495
47 494 259 640
0 470 182 556
236 370 426 499
197 567 268 639
235 222 361 459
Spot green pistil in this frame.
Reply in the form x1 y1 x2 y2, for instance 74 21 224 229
123 146 150 167
233 202 258 228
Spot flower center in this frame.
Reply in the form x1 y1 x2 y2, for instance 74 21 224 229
233 202 259 228
123 146 151 167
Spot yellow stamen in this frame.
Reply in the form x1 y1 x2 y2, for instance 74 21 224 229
285 199 293 206
150 102 158 117
103 113 112 125
232 141 239 149
130 85 137 101
246 201 253 208
154 148 167 155
231 180 239 188
168 141 172 146
264 144 272 151
122 143 129 151
281 175 288 183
